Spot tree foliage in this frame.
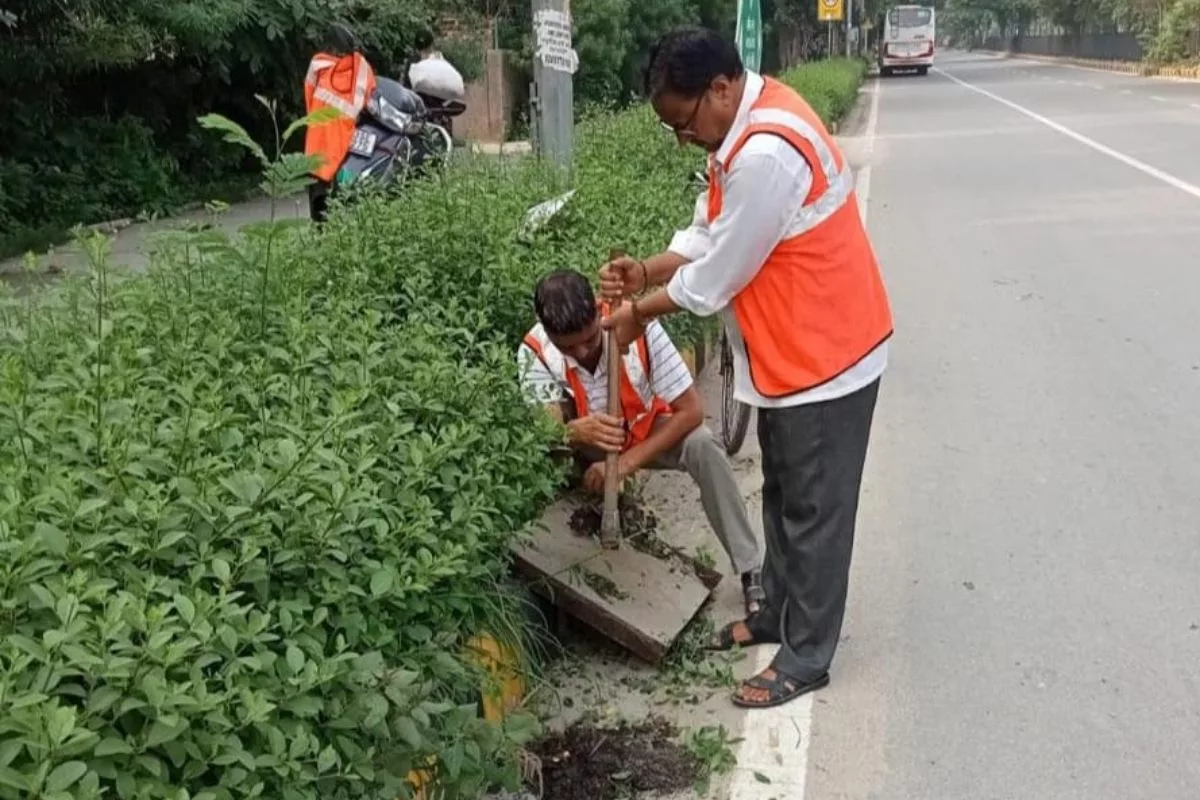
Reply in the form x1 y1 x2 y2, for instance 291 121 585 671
0 0 748 258
937 0 1197 60
0 0 457 258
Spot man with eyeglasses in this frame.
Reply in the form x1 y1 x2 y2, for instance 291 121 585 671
597 27 893 709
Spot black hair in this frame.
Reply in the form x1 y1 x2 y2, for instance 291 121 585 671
327 21 358 55
533 270 597 337
644 26 744 99
415 29 435 52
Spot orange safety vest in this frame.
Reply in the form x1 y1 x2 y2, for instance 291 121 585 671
303 51 377 183
522 323 672 452
709 77 893 399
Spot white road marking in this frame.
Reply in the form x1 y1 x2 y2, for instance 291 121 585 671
856 80 881 223
1122 89 1134 94
1191 103 1200 110
935 68 1200 202
1151 95 1169 102
726 74 883 800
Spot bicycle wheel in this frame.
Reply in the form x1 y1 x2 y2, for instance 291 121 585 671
719 333 752 456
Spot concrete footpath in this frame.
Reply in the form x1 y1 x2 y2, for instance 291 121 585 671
0 196 289 294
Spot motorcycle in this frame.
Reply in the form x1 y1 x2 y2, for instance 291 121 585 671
318 77 460 214
414 91 467 140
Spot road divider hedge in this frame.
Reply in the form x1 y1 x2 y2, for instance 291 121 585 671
785 58 868 127
0 57 865 800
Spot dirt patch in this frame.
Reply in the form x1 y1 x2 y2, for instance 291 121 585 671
532 716 698 799
567 494 722 589
567 495 657 544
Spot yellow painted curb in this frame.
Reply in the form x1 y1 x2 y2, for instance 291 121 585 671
1012 52 1200 81
405 632 527 799
407 758 436 799
468 632 527 723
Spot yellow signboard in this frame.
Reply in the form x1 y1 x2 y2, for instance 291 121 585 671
818 0 844 22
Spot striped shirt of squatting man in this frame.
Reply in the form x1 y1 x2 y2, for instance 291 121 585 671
516 319 694 417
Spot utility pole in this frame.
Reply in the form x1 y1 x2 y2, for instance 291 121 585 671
818 0 845 58
530 0 577 170
845 0 853 57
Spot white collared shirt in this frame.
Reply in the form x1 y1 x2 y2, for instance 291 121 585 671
664 71 888 409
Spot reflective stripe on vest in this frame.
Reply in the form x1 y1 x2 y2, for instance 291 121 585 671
522 325 672 451
303 52 377 182
305 57 337 86
709 77 893 398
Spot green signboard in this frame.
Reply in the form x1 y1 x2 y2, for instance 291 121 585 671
735 0 762 72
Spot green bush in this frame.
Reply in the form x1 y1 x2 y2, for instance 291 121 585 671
778 58 867 127
0 151 562 800
315 103 714 354
0 117 180 246
0 57 865 800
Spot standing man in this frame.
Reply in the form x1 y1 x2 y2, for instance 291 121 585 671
303 22 376 223
517 270 765 616
598 27 892 709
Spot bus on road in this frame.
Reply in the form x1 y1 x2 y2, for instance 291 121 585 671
878 4 936 76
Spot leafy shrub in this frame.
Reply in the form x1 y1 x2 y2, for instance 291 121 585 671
778 58 867 127
0 127 561 800
315 103 714 354
0 117 179 246
0 57 865 800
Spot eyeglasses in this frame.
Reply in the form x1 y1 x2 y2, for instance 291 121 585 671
659 92 706 138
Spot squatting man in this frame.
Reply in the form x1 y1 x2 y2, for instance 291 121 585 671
516 270 765 616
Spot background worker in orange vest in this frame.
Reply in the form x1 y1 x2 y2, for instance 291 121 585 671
303 23 377 223
598 27 893 709
517 270 764 615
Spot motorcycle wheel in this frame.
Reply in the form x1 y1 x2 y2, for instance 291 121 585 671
416 124 453 174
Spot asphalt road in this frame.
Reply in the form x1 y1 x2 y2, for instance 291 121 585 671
805 53 1200 800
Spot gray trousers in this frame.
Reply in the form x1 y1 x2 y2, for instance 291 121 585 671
577 421 761 576
751 379 881 682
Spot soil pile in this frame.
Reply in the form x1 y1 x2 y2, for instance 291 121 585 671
531 716 698 799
